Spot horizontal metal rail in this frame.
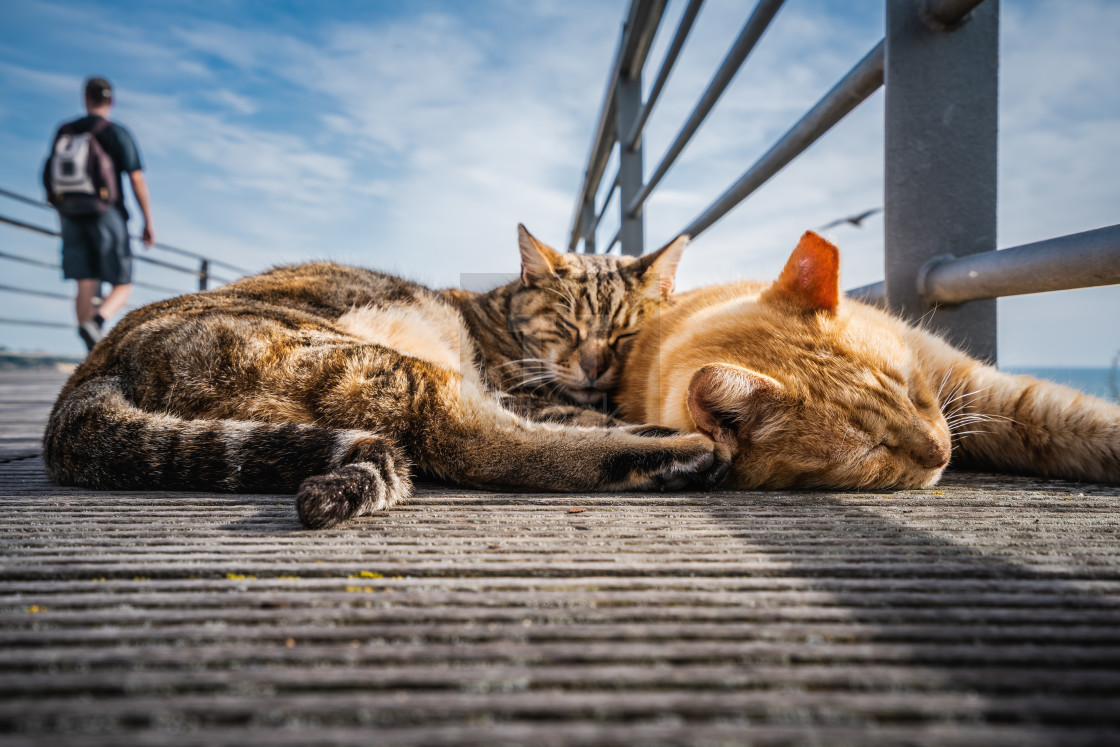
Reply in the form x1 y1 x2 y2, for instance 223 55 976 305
623 0 705 151
606 229 621 254
920 223 1120 304
625 0 786 220
0 187 249 275
0 317 73 329
846 224 1120 307
0 248 182 296
0 213 232 284
0 248 64 271
0 284 72 301
590 172 621 238
846 280 886 306
0 213 57 238
681 40 884 239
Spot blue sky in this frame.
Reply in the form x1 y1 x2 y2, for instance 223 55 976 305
1 0 1117 365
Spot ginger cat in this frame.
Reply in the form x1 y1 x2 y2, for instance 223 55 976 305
618 231 1120 490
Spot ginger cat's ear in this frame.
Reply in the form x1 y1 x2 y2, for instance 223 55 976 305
518 224 564 287
762 230 841 315
686 363 784 450
636 234 689 297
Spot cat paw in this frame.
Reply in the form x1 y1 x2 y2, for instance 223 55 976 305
604 434 731 492
296 456 412 530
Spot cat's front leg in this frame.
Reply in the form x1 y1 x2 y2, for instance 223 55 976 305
500 391 624 427
309 343 729 492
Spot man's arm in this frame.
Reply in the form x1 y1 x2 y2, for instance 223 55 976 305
128 170 155 247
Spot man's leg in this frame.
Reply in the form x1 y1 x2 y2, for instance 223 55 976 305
97 283 132 321
95 208 133 326
62 217 104 352
75 279 100 324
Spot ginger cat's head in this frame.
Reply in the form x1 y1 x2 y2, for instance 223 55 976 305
508 225 686 405
624 231 952 490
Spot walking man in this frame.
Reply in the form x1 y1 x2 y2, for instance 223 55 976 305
45 76 155 351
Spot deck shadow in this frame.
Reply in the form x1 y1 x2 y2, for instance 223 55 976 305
695 478 1120 729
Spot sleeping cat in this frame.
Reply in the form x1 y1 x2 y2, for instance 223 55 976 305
618 231 1120 489
448 227 685 425
44 225 725 529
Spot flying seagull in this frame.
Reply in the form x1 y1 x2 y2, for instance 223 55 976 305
817 207 882 231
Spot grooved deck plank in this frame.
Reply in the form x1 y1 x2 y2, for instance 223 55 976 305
1 368 1118 745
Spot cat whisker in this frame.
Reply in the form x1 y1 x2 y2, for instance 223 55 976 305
940 379 966 410
941 387 988 414
935 369 953 402
947 413 1006 424
946 411 998 422
509 371 556 388
498 358 553 369
509 381 556 396
916 306 939 331
543 287 579 316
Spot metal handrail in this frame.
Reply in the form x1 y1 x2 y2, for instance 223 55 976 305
848 225 1120 306
0 248 183 295
0 213 232 284
0 186 250 337
566 1 657 251
0 187 249 275
624 0 785 220
622 0 705 151
680 41 884 239
567 0 1120 364
0 284 72 301
0 317 73 329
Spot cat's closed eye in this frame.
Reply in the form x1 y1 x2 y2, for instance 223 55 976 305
612 331 639 345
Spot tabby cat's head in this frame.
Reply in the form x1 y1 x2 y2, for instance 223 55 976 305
508 225 686 405
678 232 952 490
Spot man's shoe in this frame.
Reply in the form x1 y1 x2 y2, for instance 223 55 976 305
78 320 103 352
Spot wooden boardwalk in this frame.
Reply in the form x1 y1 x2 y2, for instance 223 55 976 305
2 368 1119 745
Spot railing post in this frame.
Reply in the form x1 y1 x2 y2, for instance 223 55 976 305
580 196 597 254
616 72 645 257
884 0 998 362
199 259 209 291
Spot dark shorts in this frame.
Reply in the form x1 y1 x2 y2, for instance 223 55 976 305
61 209 132 285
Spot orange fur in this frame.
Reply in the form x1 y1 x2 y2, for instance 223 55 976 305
619 233 1120 489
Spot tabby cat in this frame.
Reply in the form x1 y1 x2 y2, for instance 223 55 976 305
618 231 1120 489
44 226 726 529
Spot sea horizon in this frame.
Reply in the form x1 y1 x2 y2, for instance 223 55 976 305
1003 366 1118 403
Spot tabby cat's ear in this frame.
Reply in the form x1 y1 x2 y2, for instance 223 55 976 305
518 224 564 287
636 235 689 297
763 230 841 315
686 363 784 450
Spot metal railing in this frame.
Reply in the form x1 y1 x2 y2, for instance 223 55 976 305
0 186 250 334
567 0 1120 362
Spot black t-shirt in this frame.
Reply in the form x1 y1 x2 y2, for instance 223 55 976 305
55 115 143 220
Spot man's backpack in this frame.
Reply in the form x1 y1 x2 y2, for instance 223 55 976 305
43 118 118 218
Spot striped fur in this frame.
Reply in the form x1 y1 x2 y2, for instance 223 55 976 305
619 232 1119 489
44 227 724 529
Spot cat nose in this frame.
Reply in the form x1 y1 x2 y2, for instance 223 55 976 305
913 434 951 469
580 357 604 382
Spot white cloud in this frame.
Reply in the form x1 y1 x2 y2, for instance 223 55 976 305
1 0 1116 366
204 89 258 116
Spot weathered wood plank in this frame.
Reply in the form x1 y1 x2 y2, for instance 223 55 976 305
2 368 1120 744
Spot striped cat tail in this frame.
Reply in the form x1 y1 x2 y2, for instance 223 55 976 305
43 376 412 528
